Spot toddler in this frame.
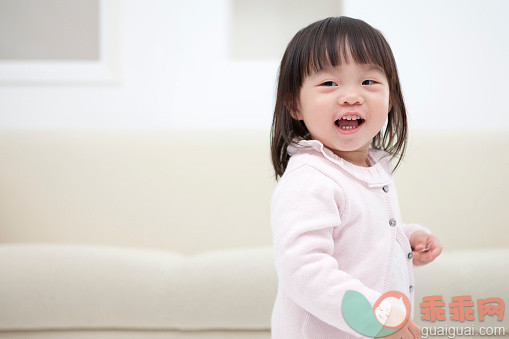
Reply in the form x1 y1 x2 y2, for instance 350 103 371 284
270 16 442 339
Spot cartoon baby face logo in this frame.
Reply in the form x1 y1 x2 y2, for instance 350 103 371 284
342 290 411 337
373 291 411 329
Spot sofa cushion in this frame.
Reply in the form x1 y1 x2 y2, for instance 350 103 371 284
0 244 276 331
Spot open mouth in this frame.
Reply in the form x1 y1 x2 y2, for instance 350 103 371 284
334 117 365 131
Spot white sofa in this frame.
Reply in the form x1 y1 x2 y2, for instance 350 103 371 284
0 130 507 338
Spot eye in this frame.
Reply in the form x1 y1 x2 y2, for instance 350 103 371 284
363 80 377 85
321 81 338 87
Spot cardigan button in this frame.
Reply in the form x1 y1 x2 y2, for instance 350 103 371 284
383 185 389 193
408 252 413 259
389 219 397 227
409 285 414 293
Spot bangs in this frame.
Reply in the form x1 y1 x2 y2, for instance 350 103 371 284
300 17 390 78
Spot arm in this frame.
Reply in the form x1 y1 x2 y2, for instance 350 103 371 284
271 165 381 335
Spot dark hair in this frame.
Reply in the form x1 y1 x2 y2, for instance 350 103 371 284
270 16 408 181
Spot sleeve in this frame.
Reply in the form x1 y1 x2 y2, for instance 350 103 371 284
400 222 432 241
271 165 382 335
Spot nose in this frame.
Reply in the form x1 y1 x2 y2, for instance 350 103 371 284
338 92 364 105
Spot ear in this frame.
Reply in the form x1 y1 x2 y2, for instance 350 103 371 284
288 101 303 120
291 110 303 120
388 97 393 113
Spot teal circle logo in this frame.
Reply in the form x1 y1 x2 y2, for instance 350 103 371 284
341 290 411 337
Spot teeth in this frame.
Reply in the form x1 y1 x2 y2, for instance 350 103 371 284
334 114 364 130
340 115 362 120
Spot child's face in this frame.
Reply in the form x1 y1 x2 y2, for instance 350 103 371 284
295 57 391 160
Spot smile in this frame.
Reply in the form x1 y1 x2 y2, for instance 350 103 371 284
334 117 365 135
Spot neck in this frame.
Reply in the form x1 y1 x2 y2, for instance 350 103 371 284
331 148 370 167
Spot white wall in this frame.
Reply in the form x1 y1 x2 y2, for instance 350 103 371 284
344 0 509 131
0 0 507 131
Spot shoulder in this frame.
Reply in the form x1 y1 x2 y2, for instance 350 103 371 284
277 162 337 191
283 151 340 186
272 161 344 203
271 163 347 219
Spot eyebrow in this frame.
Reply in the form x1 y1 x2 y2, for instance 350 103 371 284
312 64 385 77
363 64 385 74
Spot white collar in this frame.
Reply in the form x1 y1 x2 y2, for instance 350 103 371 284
287 138 393 186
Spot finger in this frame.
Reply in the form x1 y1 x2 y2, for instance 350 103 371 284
410 232 425 248
413 244 425 252
426 235 434 248
409 323 421 338
428 247 441 260
423 251 435 262
412 236 428 252
433 237 442 256
427 238 442 258
402 328 413 339
413 256 428 266
427 236 440 250
412 242 427 252
413 252 431 265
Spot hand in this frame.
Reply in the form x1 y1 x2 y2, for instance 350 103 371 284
410 231 442 266
384 319 421 339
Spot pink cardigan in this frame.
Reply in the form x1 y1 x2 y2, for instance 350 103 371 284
270 139 431 338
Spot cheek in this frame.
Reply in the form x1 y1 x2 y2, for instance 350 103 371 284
302 99 333 122
374 91 390 106
372 93 391 115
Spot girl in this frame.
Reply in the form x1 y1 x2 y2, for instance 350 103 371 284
270 16 442 339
